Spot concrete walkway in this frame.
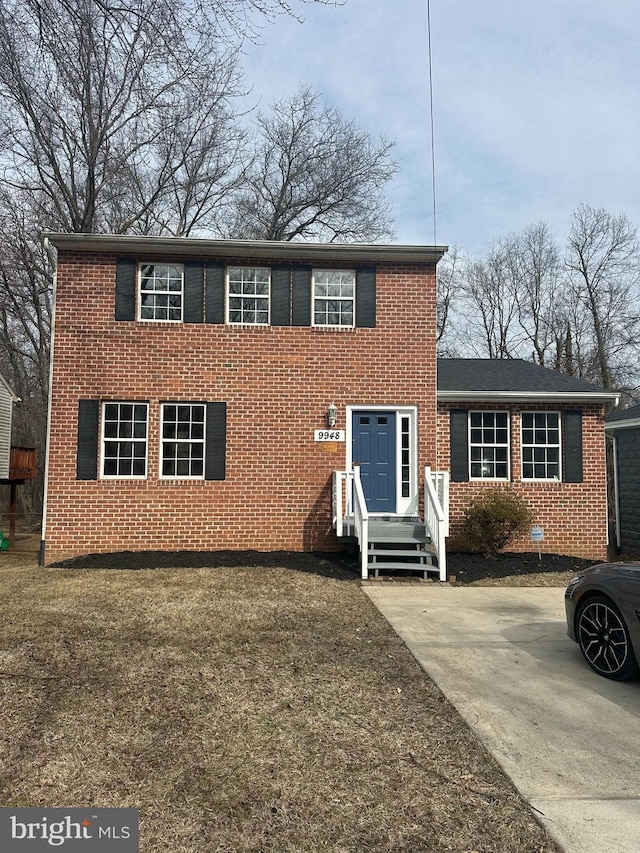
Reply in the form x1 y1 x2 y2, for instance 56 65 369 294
364 584 640 853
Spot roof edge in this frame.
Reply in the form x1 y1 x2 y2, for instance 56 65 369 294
437 390 620 404
605 417 640 430
44 233 448 264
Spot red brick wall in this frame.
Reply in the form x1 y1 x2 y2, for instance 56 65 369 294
437 402 609 560
44 251 438 563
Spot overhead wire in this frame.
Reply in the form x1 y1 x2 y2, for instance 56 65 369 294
426 0 437 247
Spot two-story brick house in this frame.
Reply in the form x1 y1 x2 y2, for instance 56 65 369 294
42 234 617 573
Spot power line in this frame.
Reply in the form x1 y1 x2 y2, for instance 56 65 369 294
426 0 437 247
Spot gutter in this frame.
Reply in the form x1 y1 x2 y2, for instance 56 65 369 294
437 390 620 405
43 232 448 265
604 417 640 431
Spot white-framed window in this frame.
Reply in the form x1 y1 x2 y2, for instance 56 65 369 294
313 270 355 327
161 403 206 478
227 267 270 325
101 402 148 478
521 412 561 480
139 263 183 322
469 411 509 480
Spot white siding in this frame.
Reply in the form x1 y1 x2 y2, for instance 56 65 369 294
0 383 12 478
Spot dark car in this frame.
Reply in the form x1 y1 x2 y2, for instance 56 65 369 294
565 562 640 681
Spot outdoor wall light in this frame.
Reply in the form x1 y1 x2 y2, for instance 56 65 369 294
327 403 337 428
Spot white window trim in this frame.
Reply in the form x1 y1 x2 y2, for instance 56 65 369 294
312 269 356 329
346 405 418 516
520 411 563 482
226 266 271 326
468 410 510 482
159 403 207 480
100 401 149 480
137 262 184 323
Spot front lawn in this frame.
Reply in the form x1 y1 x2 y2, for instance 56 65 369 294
0 539 558 852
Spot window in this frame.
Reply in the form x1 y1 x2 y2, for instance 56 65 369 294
161 404 206 478
139 263 183 321
521 412 561 480
313 270 355 327
102 403 148 478
469 412 509 479
400 415 411 499
227 267 270 325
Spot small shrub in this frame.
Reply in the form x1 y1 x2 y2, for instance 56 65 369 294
461 489 532 556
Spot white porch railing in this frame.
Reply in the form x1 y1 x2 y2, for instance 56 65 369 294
424 466 449 581
332 467 368 577
332 466 449 582
352 466 369 580
332 469 354 536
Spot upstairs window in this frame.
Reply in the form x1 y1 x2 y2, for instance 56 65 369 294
161 403 206 478
139 263 183 322
227 267 270 325
313 270 355 327
521 412 561 480
101 402 148 478
469 411 509 480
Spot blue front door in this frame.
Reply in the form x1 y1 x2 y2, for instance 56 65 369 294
352 411 396 512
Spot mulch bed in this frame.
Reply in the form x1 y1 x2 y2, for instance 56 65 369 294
445 550 601 584
51 546 603 585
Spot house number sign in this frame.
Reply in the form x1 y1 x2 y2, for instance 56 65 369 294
314 430 345 442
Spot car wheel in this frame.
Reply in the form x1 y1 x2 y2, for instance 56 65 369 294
576 595 639 681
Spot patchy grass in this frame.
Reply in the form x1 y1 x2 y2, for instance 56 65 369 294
0 537 559 852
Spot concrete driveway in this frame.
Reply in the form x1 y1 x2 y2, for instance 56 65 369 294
364 584 640 853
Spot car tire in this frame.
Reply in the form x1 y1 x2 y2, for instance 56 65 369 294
576 595 639 681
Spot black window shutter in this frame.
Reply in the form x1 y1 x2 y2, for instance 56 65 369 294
271 265 291 326
205 262 225 324
77 399 99 480
292 265 312 326
205 402 226 480
563 410 583 483
450 409 469 482
355 267 376 328
183 261 204 323
115 258 136 321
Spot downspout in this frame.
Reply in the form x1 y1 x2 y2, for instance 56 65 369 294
610 433 621 553
40 237 56 566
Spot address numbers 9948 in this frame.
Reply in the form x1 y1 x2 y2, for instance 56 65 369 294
314 430 346 442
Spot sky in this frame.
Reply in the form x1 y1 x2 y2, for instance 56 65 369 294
240 0 640 255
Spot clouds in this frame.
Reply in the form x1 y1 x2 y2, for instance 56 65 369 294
241 0 640 253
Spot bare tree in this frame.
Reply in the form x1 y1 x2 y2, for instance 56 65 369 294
441 209 640 397
436 246 463 353
0 0 251 235
227 86 398 242
457 239 526 359
0 187 53 521
507 222 563 366
565 204 640 389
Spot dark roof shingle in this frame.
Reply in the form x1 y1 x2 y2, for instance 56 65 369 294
437 358 614 397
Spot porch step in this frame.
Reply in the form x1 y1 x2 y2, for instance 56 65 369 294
367 532 438 579
367 548 432 559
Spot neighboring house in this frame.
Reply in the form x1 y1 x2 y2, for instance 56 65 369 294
0 372 19 479
605 404 640 554
437 359 618 560
41 233 616 573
